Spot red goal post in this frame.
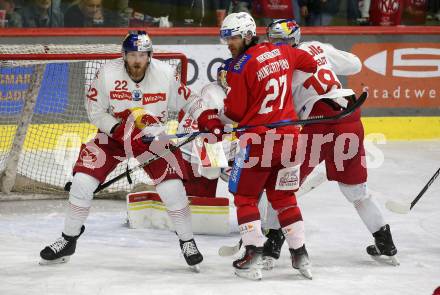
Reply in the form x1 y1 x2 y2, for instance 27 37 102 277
0 46 188 199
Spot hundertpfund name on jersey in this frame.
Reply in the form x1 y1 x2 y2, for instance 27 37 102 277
257 59 290 81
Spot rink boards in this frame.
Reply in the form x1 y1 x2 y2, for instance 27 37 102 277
1 117 440 152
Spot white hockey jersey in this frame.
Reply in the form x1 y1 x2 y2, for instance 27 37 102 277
178 82 225 135
292 41 362 119
85 57 205 135
178 83 236 177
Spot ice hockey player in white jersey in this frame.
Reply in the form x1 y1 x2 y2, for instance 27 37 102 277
39 31 224 271
266 19 399 266
177 59 238 198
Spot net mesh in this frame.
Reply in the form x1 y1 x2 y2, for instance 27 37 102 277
0 44 185 199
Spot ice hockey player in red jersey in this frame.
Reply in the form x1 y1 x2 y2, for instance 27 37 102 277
178 60 236 198
220 12 317 280
39 31 224 271
267 19 399 266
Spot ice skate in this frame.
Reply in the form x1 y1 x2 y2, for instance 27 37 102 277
39 225 85 265
366 224 399 266
290 245 313 279
180 238 203 272
262 229 285 270
233 245 263 281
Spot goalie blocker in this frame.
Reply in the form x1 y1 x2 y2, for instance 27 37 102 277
127 191 230 235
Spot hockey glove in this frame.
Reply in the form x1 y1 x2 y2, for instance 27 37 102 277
197 109 224 141
111 116 147 153
129 107 160 129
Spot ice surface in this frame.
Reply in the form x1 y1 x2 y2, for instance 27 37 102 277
1 141 439 295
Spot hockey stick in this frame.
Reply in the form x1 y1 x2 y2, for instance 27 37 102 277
65 133 199 193
218 171 327 257
68 92 366 194
147 92 367 142
385 168 440 214
218 239 243 257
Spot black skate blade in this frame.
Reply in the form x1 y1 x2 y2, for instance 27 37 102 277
39 256 70 265
369 254 400 266
234 268 262 281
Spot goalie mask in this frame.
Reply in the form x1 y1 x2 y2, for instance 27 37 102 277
266 19 301 47
220 12 256 44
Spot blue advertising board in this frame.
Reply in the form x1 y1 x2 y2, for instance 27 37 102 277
0 63 69 115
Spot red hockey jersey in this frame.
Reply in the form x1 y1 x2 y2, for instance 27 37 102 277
224 42 317 135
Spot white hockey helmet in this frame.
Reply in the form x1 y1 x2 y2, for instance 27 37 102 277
266 19 301 47
220 12 256 43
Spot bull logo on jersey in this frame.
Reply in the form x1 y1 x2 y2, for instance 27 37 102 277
78 146 99 169
378 0 400 14
132 89 143 101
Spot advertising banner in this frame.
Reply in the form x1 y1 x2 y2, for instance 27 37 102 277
0 63 69 115
348 43 440 108
156 44 230 92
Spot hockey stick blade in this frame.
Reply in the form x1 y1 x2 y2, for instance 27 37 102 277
218 239 242 257
385 200 411 214
386 168 440 214
297 171 327 198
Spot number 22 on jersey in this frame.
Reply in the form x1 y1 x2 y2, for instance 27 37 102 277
258 74 288 114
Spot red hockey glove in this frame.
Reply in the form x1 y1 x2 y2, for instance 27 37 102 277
197 109 224 141
111 117 147 153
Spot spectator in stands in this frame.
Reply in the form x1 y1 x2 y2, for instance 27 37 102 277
254 0 296 25
298 0 339 25
0 0 23 27
64 0 105 27
404 0 428 24
427 0 440 20
20 0 63 27
357 0 371 24
104 0 130 27
60 0 76 12
228 0 252 14
346 0 362 24
174 0 225 26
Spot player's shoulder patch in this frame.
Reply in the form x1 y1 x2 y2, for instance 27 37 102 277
230 54 251 74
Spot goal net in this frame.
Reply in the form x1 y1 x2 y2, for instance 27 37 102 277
0 44 188 200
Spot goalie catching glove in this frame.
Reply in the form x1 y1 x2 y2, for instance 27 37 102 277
197 109 225 141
